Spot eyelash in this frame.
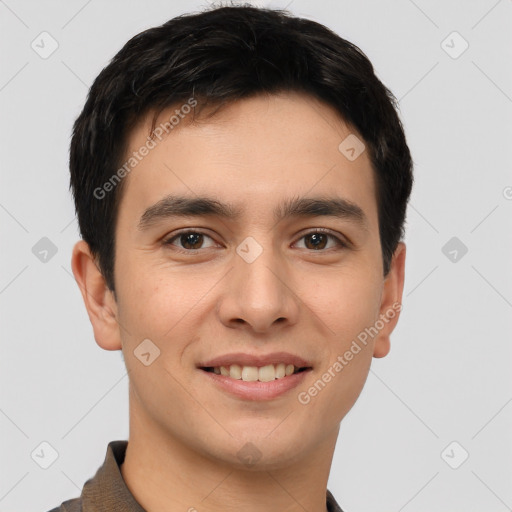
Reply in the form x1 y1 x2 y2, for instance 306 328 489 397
162 228 348 253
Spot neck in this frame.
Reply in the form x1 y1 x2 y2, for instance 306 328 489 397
120 392 338 512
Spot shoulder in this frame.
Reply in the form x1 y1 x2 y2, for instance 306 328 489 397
45 497 81 512
326 489 345 512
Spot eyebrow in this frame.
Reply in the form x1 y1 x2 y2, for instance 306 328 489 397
137 194 369 231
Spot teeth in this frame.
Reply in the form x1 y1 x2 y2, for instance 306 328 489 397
210 363 303 382
241 366 259 381
229 364 242 380
258 364 275 382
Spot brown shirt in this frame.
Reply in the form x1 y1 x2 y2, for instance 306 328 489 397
47 440 344 512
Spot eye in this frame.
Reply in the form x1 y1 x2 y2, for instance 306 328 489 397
294 229 347 251
163 230 217 251
162 228 347 253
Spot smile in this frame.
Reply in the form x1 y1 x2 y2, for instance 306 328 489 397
201 363 308 382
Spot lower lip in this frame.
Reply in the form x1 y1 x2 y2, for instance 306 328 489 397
200 369 311 401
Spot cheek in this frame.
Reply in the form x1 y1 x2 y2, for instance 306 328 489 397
297 267 382 340
114 257 176 344
116 257 218 347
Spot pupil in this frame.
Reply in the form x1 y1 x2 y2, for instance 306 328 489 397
182 233 203 249
306 233 326 250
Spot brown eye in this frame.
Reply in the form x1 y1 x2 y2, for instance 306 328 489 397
164 231 216 251
303 233 328 250
180 233 204 249
295 230 346 251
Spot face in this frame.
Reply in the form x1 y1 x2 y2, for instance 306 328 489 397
74 91 405 470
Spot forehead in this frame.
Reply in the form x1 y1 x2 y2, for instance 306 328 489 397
117 91 378 229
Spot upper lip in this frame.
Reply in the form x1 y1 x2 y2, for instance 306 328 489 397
198 352 312 369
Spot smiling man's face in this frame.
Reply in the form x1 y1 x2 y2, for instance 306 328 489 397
76 91 405 470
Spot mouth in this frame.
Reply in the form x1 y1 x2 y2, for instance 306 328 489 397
200 363 311 382
197 352 313 401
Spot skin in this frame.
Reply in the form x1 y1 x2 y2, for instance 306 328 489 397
72 91 406 512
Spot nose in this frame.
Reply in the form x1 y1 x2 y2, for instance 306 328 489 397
216 242 300 335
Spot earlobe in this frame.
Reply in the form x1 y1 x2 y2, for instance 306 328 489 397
373 242 406 359
373 337 390 358
71 240 122 351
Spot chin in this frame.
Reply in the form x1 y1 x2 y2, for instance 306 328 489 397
203 429 314 471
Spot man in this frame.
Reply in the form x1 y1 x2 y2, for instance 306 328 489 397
51 4 413 511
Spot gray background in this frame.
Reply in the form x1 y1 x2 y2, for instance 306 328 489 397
1 0 511 511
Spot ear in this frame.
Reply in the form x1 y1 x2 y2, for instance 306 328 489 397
373 242 406 358
71 240 122 351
